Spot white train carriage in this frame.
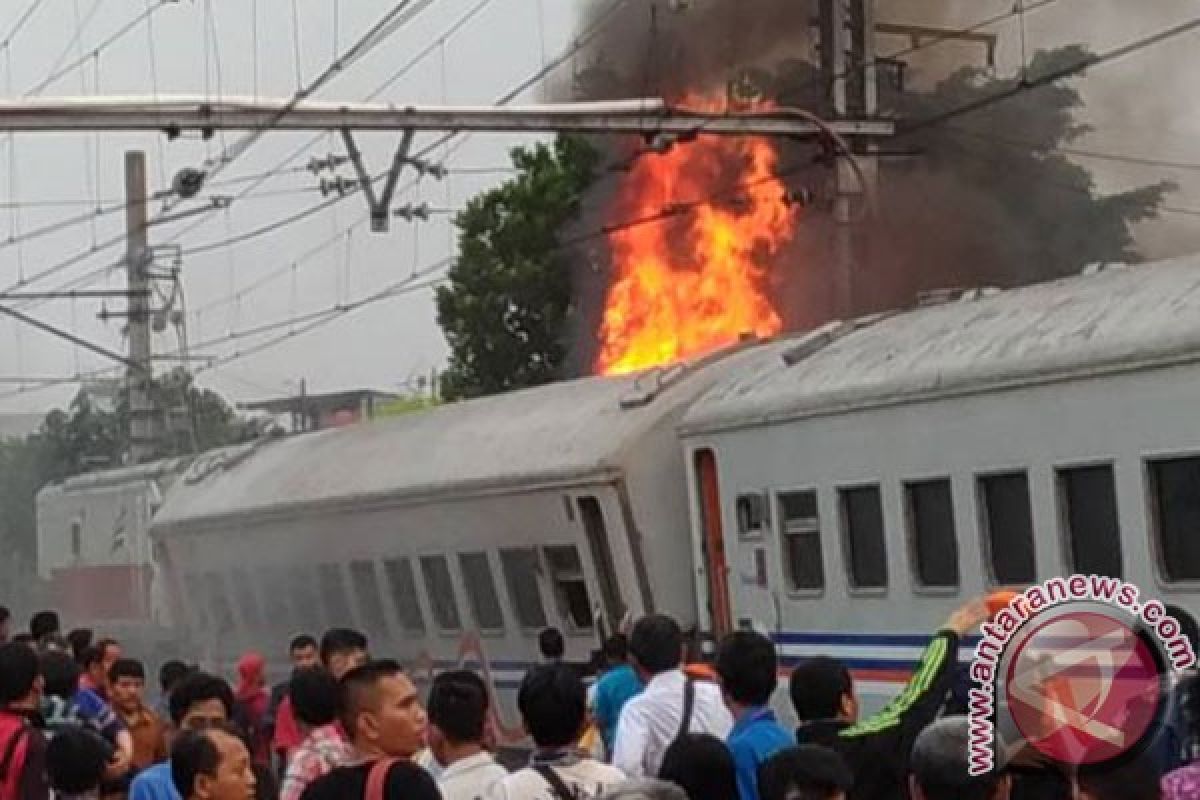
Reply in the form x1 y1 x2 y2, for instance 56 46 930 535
148 349 765 741
679 257 1200 708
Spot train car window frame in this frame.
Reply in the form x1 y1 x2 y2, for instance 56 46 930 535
183 572 210 633
1056 462 1123 580
1145 455 1200 586
837 484 888 594
317 563 355 629
382 557 427 636
499 547 549 632
419 554 463 633
458 552 506 634
976 470 1038 587
203 571 235 634
542 544 595 631
229 567 264 634
776 488 826 595
258 566 296 635
348 560 390 639
287 565 326 633
735 493 769 539
903 478 960 592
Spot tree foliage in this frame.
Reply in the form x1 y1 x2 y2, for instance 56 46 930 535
436 135 600 400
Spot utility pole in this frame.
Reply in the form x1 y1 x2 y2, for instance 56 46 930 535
818 0 880 319
125 151 156 464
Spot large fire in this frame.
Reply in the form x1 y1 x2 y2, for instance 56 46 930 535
594 115 796 376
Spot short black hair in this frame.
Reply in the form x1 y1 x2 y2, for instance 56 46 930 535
46 727 112 795
659 733 738 800
96 637 119 655
66 629 93 663
910 717 1003 800
11 633 33 647
80 644 105 669
290 667 339 728
320 628 368 665
339 660 404 738
603 634 629 663
290 634 318 653
630 614 683 675
758 745 854 800
0 606 10 625
428 670 489 744
518 663 586 748
716 631 778 707
169 672 234 726
40 649 82 698
109 658 146 684
171 724 243 799
30 610 60 642
539 628 565 660
160 660 192 693
789 657 852 722
0 642 39 705
1074 753 1160 800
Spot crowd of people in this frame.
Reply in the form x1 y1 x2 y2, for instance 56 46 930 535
0 598 1197 800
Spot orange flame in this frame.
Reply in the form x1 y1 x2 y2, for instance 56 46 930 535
594 117 795 375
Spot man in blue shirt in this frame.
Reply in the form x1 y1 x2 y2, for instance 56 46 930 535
716 631 794 800
131 672 236 800
592 634 643 758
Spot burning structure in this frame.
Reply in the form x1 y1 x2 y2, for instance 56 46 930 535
562 0 1173 378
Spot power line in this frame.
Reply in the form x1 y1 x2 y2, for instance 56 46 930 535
947 125 1200 172
0 0 48 49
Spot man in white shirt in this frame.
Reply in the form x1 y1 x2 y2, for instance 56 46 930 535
490 664 625 800
427 670 508 800
611 614 734 778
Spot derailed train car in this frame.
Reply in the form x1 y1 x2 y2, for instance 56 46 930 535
147 346 771 738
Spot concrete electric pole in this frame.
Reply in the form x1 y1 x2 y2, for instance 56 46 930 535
125 151 156 464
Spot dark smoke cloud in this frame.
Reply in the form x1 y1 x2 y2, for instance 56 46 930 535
559 1 1197 372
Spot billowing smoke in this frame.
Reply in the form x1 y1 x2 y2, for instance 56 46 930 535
556 1 1192 374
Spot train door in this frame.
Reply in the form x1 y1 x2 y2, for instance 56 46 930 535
577 496 623 636
693 448 733 638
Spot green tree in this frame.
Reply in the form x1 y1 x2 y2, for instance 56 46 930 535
436 134 600 400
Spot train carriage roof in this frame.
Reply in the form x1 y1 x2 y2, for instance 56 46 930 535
152 348 760 531
683 256 1200 435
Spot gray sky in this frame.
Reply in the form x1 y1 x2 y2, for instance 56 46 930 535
1 0 1199 413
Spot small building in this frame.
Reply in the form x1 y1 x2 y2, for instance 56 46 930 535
239 388 398 433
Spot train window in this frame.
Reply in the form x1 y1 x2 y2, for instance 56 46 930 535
288 566 325 631
459 553 505 632
183 573 209 631
420 555 462 631
978 473 1037 585
543 545 594 629
349 561 389 637
905 479 959 587
839 486 887 589
317 564 354 628
204 572 235 633
779 490 824 591
736 494 767 537
382 558 426 635
1148 457 1200 582
500 548 548 630
1058 465 1123 579
230 568 263 631
258 568 294 633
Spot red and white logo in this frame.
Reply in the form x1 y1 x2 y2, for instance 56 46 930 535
1003 609 1165 766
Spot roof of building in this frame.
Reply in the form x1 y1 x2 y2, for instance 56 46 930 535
238 388 399 416
152 344 770 532
683 256 1200 435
